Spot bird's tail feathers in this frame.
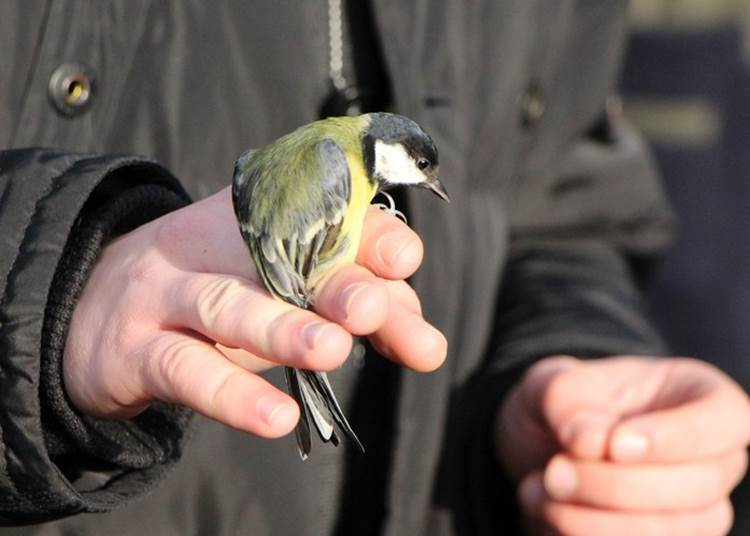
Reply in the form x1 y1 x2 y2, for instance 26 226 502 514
284 367 364 460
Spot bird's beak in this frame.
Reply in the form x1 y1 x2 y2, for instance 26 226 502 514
426 177 450 202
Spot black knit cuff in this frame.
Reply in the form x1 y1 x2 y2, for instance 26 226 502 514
40 169 193 506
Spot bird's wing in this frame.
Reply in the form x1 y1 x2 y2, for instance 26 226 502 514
232 148 256 215
232 139 351 308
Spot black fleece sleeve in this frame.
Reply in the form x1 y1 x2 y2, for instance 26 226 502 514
0 148 193 525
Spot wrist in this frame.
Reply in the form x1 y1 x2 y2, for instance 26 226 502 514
41 173 191 466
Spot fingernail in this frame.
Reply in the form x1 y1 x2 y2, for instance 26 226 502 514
256 396 294 427
611 430 649 461
544 456 578 500
301 321 329 349
519 475 545 516
376 232 414 267
339 282 370 317
560 411 611 445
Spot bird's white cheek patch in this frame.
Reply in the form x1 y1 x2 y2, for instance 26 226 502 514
374 140 424 185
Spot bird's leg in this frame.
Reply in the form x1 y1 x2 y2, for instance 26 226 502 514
373 191 407 223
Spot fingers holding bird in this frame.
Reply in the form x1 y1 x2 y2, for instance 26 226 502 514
369 280 447 372
158 190 443 375
163 272 354 372
296 206 445 370
358 205 424 280
351 207 446 371
161 267 444 376
312 263 390 335
139 331 300 437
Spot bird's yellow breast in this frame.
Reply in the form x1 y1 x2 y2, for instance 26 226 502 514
307 152 378 288
340 153 379 258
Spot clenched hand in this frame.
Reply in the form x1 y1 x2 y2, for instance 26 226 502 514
496 356 750 536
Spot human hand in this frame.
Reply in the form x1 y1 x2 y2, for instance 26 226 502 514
63 187 446 437
495 356 750 535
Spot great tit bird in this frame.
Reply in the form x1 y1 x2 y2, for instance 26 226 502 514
232 112 449 459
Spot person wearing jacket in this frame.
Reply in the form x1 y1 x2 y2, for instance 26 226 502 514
1 1 749 534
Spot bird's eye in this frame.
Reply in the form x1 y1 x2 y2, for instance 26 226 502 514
417 158 430 170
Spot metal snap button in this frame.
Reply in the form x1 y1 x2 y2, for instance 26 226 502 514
520 81 545 127
48 63 94 116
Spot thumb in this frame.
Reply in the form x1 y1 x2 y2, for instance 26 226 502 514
536 357 622 460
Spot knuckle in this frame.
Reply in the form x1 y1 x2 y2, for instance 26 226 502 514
265 309 306 355
544 506 581 536
204 369 243 417
156 208 208 252
155 211 185 246
713 499 734 536
736 449 749 481
526 356 577 388
705 464 727 501
194 277 248 329
673 357 733 388
724 450 748 492
143 335 197 401
123 254 160 286
738 394 750 428
157 337 192 380
686 461 730 509
726 388 750 433
98 325 137 387
389 279 420 307
542 368 576 405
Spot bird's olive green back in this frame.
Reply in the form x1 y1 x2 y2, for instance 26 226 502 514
232 115 370 306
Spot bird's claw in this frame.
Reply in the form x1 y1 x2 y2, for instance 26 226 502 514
373 191 408 223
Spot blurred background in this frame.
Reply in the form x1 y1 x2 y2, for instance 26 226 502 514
622 1 750 533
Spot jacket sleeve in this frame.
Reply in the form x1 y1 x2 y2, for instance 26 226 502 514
454 112 675 532
491 112 674 371
0 148 194 525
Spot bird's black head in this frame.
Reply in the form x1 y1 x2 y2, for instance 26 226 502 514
362 113 448 201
